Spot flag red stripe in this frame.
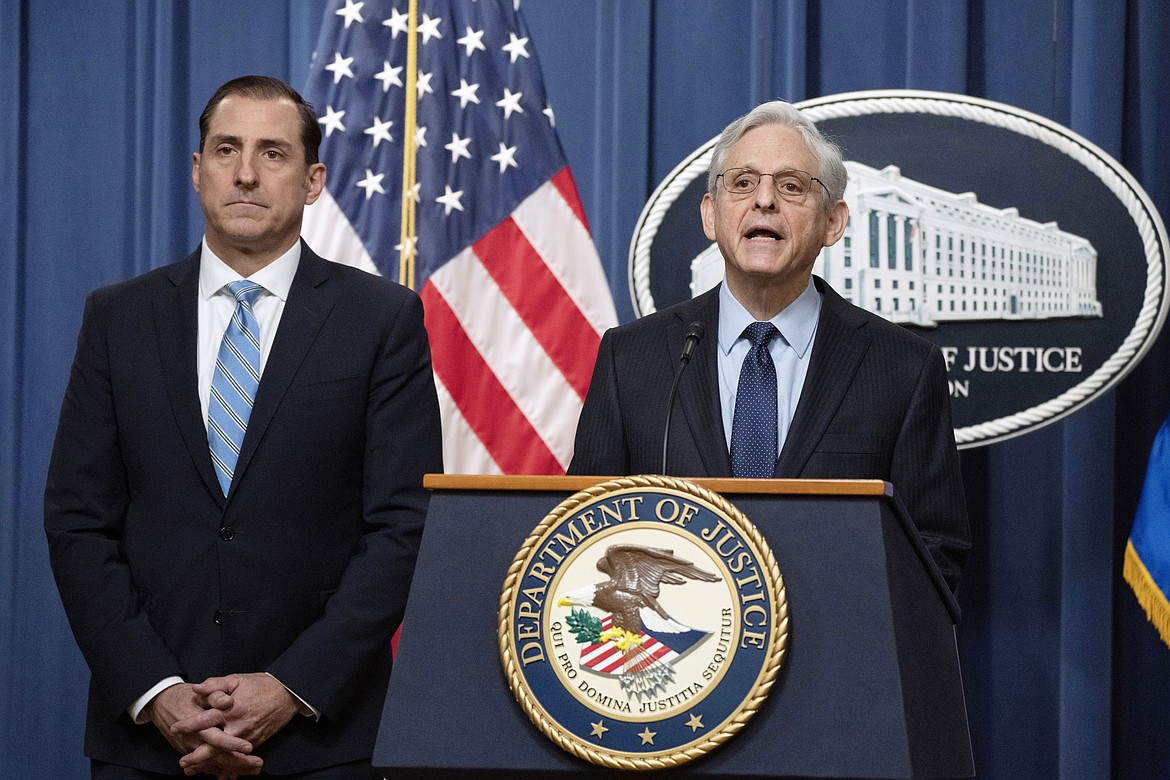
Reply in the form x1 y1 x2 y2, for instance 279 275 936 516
551 167 591 234
421 282 563 474
473 218 598 400
596 651 626 674
589 646 622 672
584 641 616 658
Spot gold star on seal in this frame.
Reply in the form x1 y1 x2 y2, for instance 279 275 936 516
686 713 705 732
590 719 608 739
638 727 657 745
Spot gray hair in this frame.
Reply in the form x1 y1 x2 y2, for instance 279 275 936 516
707 100 847 210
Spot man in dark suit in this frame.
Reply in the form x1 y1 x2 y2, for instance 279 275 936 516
569 101 969 591
44 76 442 778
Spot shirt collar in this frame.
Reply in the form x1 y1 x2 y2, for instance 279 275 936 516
198 238 302 302
717 277 822 358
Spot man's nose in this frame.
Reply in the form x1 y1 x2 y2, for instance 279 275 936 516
235 156 258 187
753 175 778 210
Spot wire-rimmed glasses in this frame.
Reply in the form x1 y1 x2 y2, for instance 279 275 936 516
715 167 830 202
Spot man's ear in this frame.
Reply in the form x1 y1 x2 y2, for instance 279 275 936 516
822 200 849 247
304 163 326 205
700 192 717 241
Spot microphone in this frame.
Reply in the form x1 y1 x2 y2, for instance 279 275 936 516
661 322 706 475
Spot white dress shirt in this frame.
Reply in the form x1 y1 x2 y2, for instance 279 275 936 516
197 240 300 425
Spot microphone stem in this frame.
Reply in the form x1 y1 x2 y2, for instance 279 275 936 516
661 323 704 475
661 357 689 475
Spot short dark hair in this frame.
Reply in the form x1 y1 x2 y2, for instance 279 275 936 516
198 75 322 166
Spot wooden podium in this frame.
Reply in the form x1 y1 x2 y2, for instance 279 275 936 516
373 475 973 778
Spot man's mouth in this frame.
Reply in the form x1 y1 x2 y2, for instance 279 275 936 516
744 227 783 240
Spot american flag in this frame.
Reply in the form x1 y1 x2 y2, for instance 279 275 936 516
301 0 617 474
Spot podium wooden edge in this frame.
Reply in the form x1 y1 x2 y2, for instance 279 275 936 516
423 473 893 496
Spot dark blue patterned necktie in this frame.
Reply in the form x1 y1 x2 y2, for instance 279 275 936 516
730 321 779 478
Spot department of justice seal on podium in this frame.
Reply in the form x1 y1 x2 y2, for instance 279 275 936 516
498 476 788 770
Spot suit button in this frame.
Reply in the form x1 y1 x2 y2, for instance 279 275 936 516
219 527 234 541
214 610 223 625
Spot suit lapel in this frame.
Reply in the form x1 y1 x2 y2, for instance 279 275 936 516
776 278 871 476
230 244 334 498
155 251 224 503
672 287 732 477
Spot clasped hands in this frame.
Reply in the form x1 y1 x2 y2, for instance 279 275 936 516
144 672 300 779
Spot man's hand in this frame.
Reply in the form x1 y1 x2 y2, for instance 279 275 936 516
142 683 261 778
176 673 300 755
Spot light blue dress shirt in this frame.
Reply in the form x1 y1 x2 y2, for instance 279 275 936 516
717 279 822 453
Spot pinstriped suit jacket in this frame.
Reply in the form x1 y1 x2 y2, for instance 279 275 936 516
568 277 970 591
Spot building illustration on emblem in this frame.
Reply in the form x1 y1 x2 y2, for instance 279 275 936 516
691 160 1103 326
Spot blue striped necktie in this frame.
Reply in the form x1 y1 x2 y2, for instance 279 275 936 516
730 321 780 479
208 280 265 496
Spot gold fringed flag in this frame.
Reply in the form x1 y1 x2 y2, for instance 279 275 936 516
1124 412 1170 649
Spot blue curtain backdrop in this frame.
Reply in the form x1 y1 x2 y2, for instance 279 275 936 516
3 1 1168 777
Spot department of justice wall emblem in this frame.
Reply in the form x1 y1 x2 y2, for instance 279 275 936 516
498 476 787 770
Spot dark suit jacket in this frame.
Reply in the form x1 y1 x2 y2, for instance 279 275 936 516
569 277 969 590
44 243 443 774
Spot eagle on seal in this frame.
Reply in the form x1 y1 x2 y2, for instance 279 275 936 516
557 544 719 636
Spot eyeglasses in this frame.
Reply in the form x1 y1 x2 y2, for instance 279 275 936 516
716 167 830 202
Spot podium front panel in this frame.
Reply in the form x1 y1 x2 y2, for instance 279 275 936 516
374 486 971 778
